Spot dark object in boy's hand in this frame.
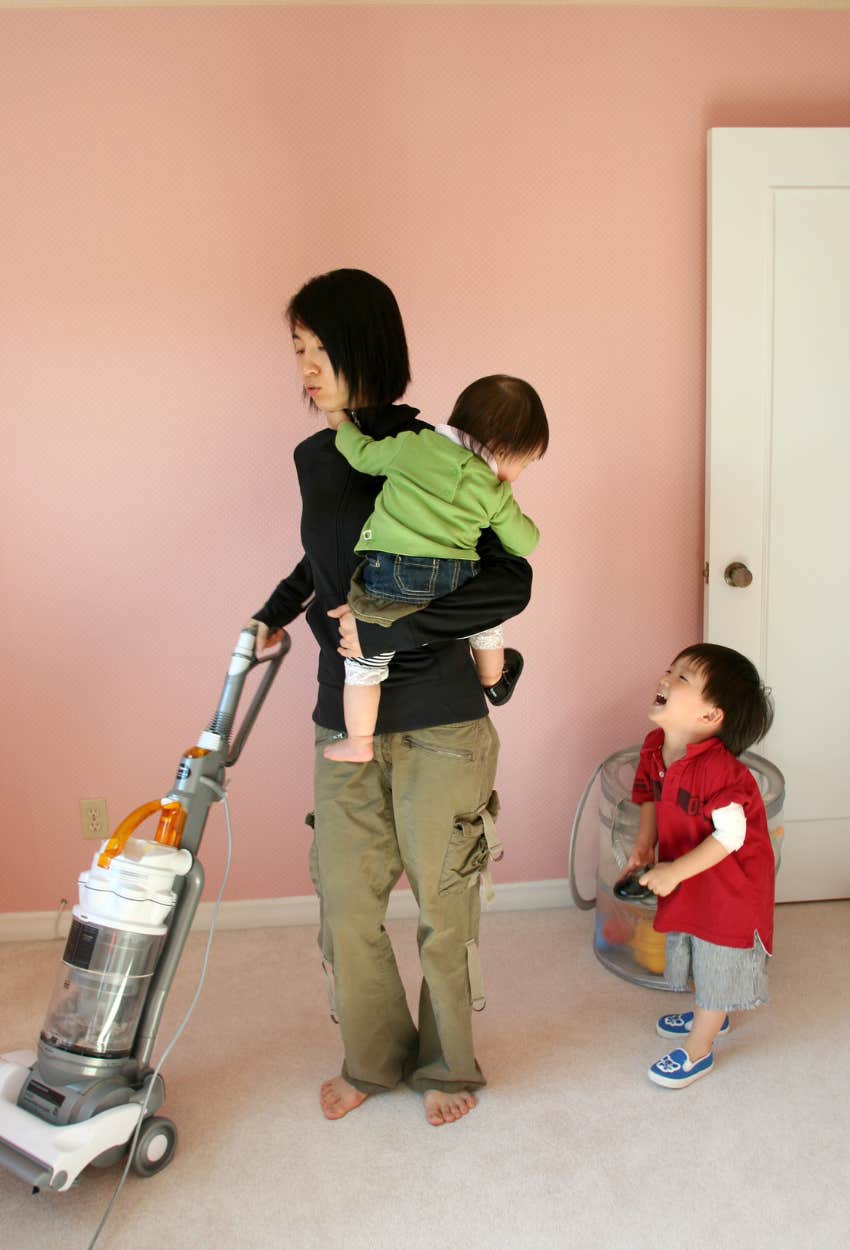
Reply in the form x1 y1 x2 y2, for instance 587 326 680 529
613 873 655 902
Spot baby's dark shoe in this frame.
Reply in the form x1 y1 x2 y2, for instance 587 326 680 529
483 648 524 707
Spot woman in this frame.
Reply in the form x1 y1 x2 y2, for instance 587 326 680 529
251 269 532 1126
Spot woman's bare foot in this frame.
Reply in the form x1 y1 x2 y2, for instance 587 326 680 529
320 1076 369 1120
423 1089 477 1127
323 736 374 763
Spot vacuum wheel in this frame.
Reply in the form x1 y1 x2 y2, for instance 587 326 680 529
130 1116 178 1178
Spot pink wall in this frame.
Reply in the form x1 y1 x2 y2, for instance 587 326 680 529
2 6 849 913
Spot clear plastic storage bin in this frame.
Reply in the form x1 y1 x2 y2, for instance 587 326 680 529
570 747 785 990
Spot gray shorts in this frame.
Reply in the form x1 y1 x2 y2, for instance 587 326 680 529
664 931 770 1012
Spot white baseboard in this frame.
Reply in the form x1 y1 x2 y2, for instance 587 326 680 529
0 879 573 944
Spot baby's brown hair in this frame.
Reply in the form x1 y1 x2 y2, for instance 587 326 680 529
449 375 549 460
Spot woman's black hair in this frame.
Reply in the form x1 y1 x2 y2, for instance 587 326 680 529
675 643 774 758
286 269 411 409
448 375 549 460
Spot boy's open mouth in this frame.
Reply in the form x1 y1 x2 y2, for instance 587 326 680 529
653 693 667 706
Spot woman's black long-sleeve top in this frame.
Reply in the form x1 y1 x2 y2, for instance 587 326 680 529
253 402 533 734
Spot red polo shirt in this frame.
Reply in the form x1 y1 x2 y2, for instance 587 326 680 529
631 729 774 953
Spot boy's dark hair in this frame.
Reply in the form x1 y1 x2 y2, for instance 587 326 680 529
448 375 549 460
286 269 411 408
676 643 774 758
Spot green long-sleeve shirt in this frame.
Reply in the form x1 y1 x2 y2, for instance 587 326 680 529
336 421 539 561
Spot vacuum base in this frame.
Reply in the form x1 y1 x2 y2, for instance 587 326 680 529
0 1052 143 1192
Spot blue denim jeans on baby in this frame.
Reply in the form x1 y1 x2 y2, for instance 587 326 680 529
361 551 479 605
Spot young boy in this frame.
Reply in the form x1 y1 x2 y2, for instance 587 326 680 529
622 643 775 1088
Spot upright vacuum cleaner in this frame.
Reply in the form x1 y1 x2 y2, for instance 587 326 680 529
0 624 287 1192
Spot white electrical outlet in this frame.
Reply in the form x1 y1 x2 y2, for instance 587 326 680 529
80 797 109 840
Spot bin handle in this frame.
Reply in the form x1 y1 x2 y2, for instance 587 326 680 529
568 760 604 910
568 747 642 911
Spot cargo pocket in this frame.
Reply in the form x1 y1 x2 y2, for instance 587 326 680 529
402 734 474 762
438 790 502 901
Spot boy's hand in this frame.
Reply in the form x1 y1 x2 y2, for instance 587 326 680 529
623 847 654 877
327 604 363 658
639 862 681 898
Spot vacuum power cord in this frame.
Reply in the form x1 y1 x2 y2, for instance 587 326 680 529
86 778 233 1250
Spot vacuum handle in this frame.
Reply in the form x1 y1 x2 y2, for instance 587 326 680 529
224 624 290 766
96 798 173 869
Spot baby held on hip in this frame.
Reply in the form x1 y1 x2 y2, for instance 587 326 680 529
324 375 548 764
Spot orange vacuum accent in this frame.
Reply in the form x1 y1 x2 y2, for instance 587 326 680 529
97 798 186 869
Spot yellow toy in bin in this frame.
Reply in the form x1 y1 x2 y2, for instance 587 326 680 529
631 917 666 975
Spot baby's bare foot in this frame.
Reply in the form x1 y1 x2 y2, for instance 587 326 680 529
423 1088 477 1127
323 737 374 763
320 1076 369 1120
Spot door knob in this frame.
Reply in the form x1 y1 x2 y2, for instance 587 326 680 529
724 562 753 588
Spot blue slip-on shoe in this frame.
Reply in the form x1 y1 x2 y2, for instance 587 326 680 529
648 1047 714 1088
656 1011 730 1039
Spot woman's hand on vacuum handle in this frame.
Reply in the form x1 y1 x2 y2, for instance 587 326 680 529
245 619 288 660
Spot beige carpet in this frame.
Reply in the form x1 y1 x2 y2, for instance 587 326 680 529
1 901 848 1250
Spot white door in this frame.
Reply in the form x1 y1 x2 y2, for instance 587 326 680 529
706 127 850 903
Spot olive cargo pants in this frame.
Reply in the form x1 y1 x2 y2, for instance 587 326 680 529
310 717 500 1094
